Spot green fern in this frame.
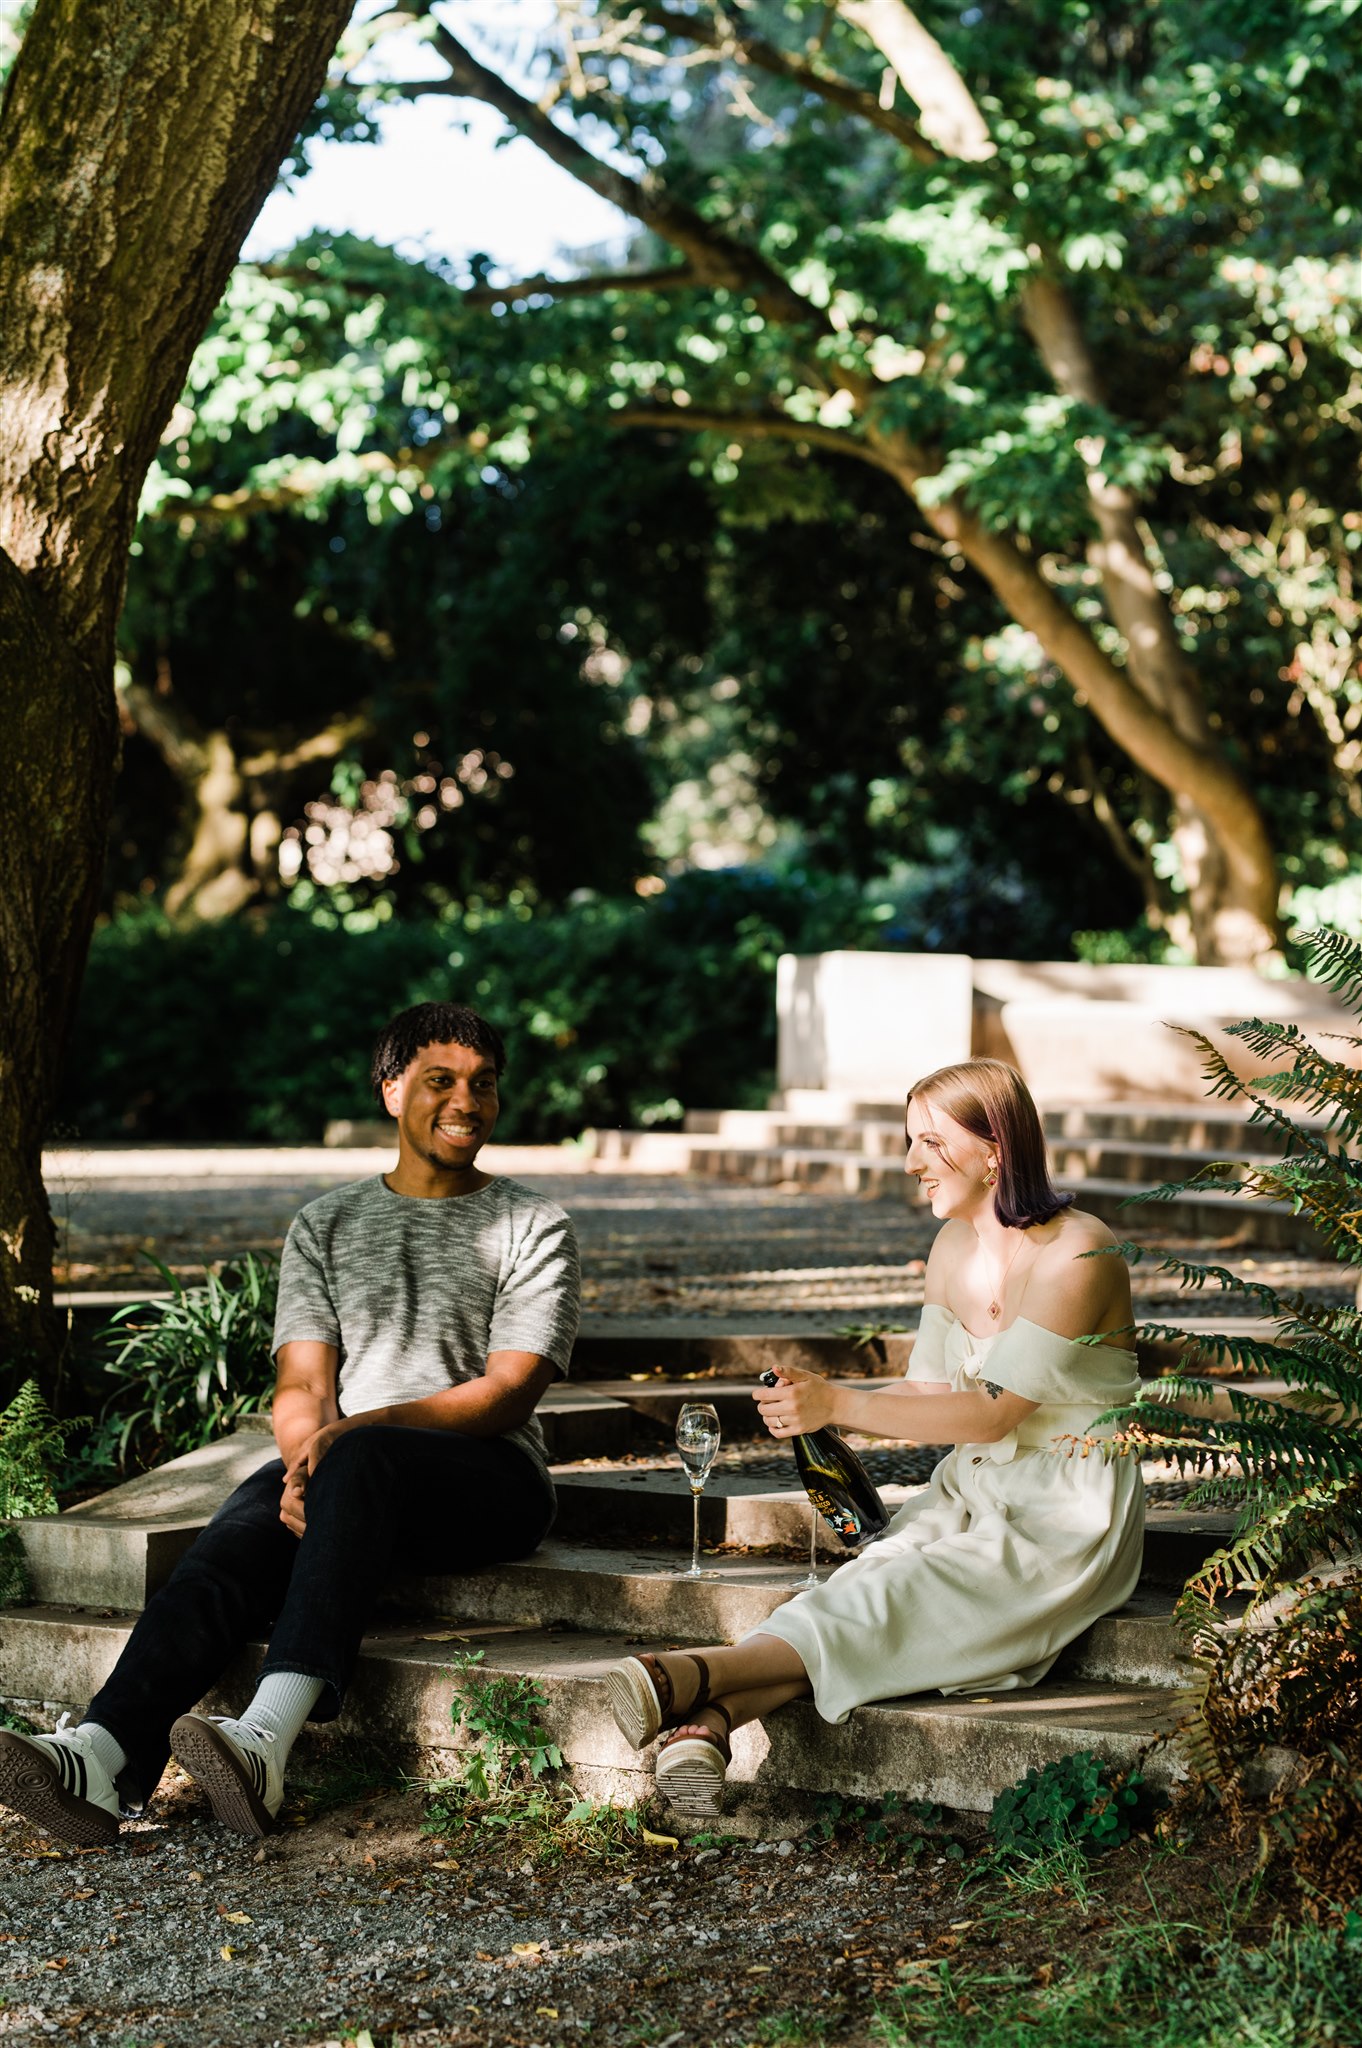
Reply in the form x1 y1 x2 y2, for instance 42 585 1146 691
1106 930 1362 1894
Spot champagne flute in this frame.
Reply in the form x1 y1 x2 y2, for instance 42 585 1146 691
793 1497 821 1589
675 1401 721 1581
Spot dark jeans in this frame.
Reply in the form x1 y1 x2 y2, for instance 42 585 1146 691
86 1426 556 1805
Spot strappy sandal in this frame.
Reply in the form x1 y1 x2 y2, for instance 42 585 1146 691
606 1651 713 1752
656 1706 732 1817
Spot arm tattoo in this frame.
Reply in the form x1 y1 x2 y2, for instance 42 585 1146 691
981 1378 1006 1400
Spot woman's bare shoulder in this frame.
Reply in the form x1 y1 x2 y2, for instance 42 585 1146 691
1038 1208 1121 1258
1025 1210 1130 1330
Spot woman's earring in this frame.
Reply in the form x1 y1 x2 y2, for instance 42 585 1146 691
983 1163 998 1189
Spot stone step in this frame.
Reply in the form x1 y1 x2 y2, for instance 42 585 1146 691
0 1606 1187 1817
1041 1100 1329 1150
549 1465 1234 1581
581 1134 1315 1246
380 1541 1192 1688
1048 1141 1294 1186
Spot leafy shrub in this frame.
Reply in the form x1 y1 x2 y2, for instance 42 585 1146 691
1105 926 1362 1897
57 868 888 1144
99 1253 278 1470
989 1751 1147 1859
0 1381 82 1607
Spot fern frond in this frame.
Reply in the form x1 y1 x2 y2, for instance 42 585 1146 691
1167 1024 1253 1104
1247 1060 1362 1135
1132 1324 1301 1376
1178 1479 1362 1608
1299 926 1362 1005
1248 1166 1362 1260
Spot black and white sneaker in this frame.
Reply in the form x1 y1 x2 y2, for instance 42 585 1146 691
0 1715 121 1847
170 1714 282 1837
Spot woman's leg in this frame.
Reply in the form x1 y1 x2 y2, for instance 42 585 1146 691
649 1634 810 1721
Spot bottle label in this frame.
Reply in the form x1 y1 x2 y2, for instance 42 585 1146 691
808 1487 860 1542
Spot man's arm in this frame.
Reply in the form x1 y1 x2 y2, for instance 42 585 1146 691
292 1349 558 1477
272 1341 341 1535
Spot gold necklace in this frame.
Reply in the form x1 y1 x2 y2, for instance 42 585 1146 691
984 1233 1025 1321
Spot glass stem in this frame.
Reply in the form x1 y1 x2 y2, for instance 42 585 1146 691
692 1487 702 1577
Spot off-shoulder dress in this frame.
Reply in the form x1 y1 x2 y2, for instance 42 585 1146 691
751 1305 1144 1723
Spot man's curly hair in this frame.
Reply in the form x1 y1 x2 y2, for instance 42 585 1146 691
370 1002 506 1105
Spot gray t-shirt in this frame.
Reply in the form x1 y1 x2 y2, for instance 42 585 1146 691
272 1174 580 1491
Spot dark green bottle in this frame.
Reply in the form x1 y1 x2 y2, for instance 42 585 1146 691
759 1370 891 1547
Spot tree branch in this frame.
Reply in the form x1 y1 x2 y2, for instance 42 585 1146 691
836 0 993 159
614 403 904 473
382 4 820 330
622 2 939 162
462 263 697 306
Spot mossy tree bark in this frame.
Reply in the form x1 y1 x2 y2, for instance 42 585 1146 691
0 0 354 1385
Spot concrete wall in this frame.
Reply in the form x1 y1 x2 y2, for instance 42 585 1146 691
776 952 974 1096
778 951 1356 1104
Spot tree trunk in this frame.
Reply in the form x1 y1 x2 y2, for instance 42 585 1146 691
1017 272 1278 961
0 0 355 1380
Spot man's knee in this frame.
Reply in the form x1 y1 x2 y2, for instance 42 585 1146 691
308 1424 396 1491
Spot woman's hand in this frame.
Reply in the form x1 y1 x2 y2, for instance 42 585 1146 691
754 1364 838 1438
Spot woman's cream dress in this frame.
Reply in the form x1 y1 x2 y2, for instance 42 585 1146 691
753 1306 1144 1723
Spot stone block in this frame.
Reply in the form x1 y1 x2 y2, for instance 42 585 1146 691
776 952 974 1096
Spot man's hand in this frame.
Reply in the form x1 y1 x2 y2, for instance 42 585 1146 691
279 1463 308 1538
279 1418 358 1535
754 1364 837 1438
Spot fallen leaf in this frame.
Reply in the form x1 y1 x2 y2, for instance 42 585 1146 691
429 1860 460 1872
1033 1961 1055 1987
475 1951 496 1963
536 2009 559 2021
641 1827 679 1850
219 1945 234 1962
221 1912 252 1925
746 1965 772 1975
420 1632 467 1642
512 1941 543 1956
43 1959 68 1971
950 1920 975 1932
70 1890 95 1900
363 1854 376 1868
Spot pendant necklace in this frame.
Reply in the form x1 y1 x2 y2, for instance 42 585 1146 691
984 1233 1025 1321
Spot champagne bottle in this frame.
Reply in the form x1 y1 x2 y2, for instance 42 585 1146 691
758 1370 891 1548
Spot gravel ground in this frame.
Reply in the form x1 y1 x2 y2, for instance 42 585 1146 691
0 1761 1264 2048
48 1159 1351 1326
0 1770 975 2048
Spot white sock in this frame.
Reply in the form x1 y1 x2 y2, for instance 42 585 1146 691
73 1722 128 1783
238 1671 324 1764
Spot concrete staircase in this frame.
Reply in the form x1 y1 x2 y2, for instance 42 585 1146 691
0 1392 1232 1828
585 1096 1332 1250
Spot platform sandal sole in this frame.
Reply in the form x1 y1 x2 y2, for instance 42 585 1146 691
656 1734 729 1818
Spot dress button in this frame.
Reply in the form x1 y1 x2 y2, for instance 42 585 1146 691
971 1455 983 1465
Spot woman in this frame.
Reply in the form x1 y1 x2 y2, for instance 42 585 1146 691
606 1057 1144 1815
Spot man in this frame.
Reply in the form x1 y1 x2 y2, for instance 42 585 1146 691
0 1001 579 1843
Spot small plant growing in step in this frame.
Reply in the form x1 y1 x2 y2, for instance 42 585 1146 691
1097 926 1362 1897
435 1651 563 1805
0 1379 82 1606
98 1251 278 1469
989 1751 1147 1862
